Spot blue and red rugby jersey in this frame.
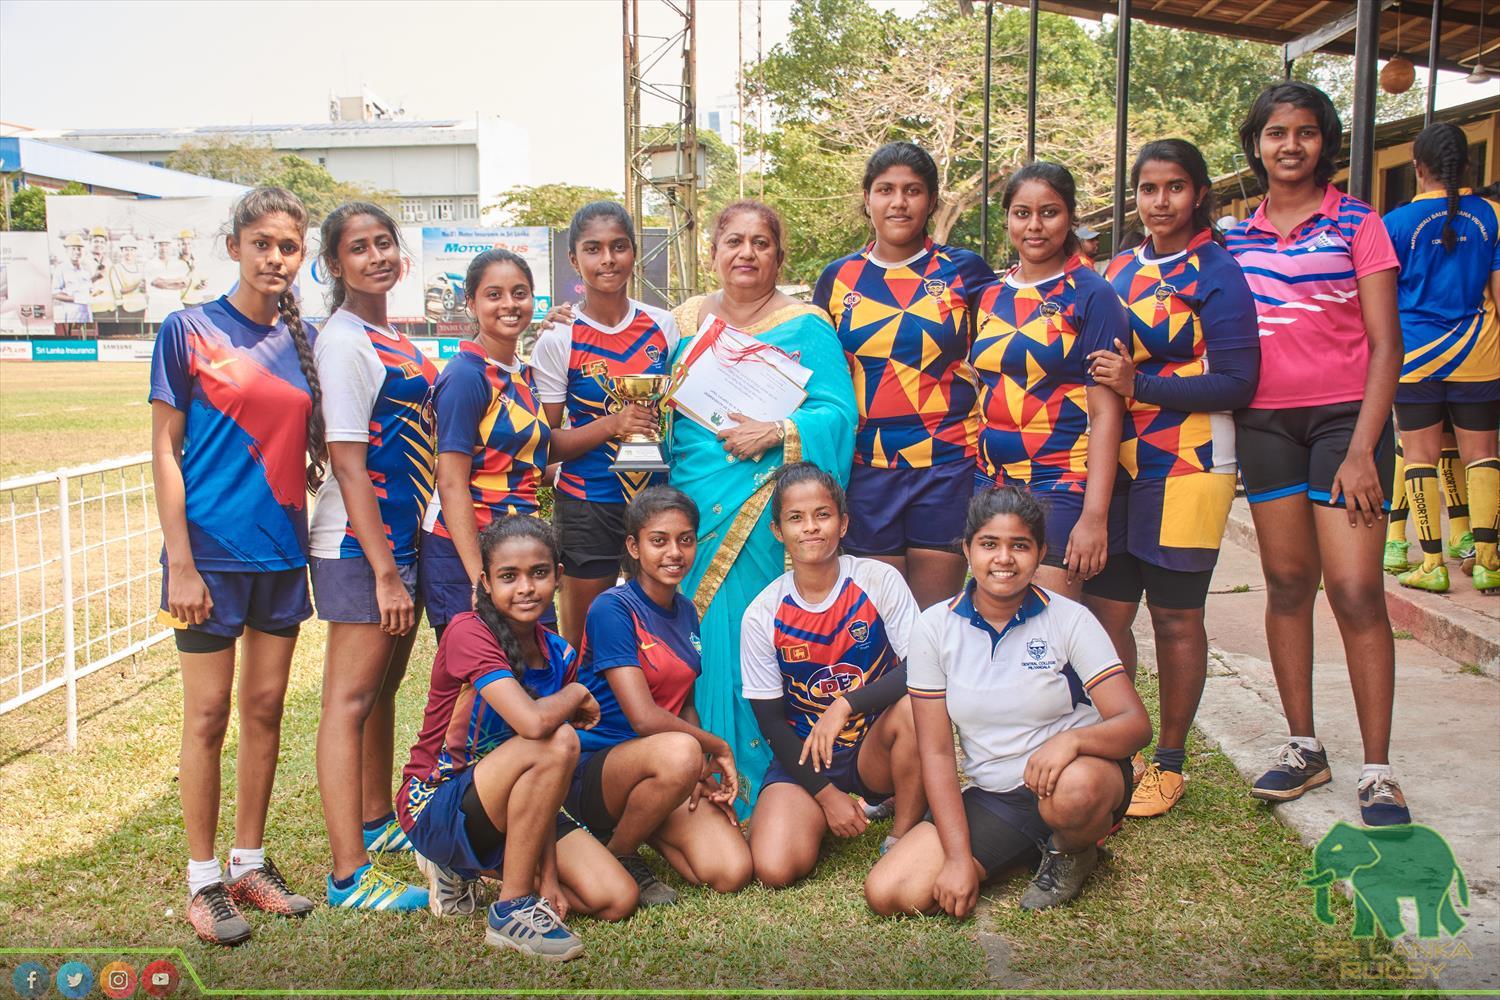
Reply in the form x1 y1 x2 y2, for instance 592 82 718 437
149 296 314 571
574 578 702 753
812 238 995 469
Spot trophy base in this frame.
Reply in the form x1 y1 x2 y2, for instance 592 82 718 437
611 441 670 473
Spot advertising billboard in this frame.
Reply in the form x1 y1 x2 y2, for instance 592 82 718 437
0 233 52 336
300 224 426 324
421 226 552 335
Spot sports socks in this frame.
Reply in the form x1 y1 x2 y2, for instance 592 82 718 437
1386 444 1409 544
1403 463 1444 571
1289 735 1322 753
1440 448 1470 548
1152 746 1186 775
187 857 223 896
1468 458 1499 570
1360 762 1394 783
363 811 396 833
228 845 264 879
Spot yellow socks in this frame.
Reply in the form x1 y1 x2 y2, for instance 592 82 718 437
1387 446 1409 544
1468 458 1499 571
1404 464 1445 571
1441 448 1470 548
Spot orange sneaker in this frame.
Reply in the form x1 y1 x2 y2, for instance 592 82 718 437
1125 763 1184 818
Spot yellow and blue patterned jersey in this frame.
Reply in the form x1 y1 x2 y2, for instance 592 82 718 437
970 258 1129 493
812 239 995 468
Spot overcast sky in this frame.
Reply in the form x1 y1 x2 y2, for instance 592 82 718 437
1 0 1494 192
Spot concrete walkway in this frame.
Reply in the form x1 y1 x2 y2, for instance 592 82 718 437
1141 500 1499 992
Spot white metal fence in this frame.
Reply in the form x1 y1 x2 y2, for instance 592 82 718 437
0 452 170 746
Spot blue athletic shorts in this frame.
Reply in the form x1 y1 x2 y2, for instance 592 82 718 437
961 757 1133 877
158 564 310 639
403 768 580 880
1394 379 1500 433
844 460 976 555
761 739 890 804
310 556 417 624
420 531 556 630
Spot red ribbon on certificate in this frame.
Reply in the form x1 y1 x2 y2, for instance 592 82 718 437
677 315 794 372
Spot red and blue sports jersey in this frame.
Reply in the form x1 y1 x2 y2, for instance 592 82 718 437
149 297 313 572
970 259 1128 492
1104 231 1259 479
310 309 437 564
1383 189 1500 384
741 556 918 750
1225 185 1398 409
427 342 551 537
811 239 995 468
398 611 574 828
530 302 678 504
575 578 702 753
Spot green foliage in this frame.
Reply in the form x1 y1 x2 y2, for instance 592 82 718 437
492 182 622 227
166 137 393 222
5 185 47 231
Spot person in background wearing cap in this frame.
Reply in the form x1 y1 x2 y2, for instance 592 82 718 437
1076 225 1102 270
52 232 93 326
147 233 190 324
111 235 148 324
89 226 115 317
179 229 212 306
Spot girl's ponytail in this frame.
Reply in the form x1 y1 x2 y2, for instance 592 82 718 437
278 289 326 493
1413 122 1470 253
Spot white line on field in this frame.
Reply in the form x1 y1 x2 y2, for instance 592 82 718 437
15 412 38 417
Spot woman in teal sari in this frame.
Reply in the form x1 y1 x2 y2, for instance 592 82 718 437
669 200 857 817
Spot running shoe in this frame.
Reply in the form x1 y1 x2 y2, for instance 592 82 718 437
226 856 315 916
485 895 584 962
616 852 677 906
187 882 252 946
362 816 414 854
1250 742 1332 802
1382 540 1411 574
1019 842 1101 911
1124 763 1184 818
1446 531 1474 561
1474 564 1499 593
1397 562 1449 593
879 835 898 856
325 862 429 911
1357 773 1412 826
863 798 895 821
415 852 481 917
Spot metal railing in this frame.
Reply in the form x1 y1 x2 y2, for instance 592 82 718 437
0 452 170 746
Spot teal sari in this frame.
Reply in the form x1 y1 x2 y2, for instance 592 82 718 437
667 296 856 818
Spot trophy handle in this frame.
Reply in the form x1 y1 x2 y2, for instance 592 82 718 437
589 371 625 414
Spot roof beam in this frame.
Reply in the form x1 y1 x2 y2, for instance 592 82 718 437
1284 1 1396 63
1394 1 1489 30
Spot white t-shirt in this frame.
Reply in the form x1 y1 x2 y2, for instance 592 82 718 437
529 299 680 406
907 584 1125 793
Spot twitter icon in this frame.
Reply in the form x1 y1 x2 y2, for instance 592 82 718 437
57 961 93 999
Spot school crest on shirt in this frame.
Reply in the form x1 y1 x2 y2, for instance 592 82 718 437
843 291 862 309
781 643 810 662
847 619 870 645
1040 300 1062 319
645 344 662 364
1154 283 1177 303
1024 637 1052 669
924 278 948 298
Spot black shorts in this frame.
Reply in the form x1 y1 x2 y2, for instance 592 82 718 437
565 746 621 843
1083 550 1215 611
552 497 627 579
1236 401 1395 509
1394 379 1500 433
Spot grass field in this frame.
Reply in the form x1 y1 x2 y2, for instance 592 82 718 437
0 360 1422 996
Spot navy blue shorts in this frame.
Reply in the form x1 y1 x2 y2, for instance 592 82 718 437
310 556 417 624
159 564 310 640
1033 489 1085 569
1236 402 1395 510
844 460 975 555
761 739 890 804
402 769 581 880
1395 379 1500 433
418 531 556 630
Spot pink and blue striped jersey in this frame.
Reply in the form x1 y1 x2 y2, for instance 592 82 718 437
149 297 313 572
811 239 995 468
427 342 551 537
970 259 1128 492
1224 185 1398 410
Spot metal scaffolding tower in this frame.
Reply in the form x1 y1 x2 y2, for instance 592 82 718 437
623 0 700 303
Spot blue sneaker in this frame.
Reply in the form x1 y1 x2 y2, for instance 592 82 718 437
486 895 583 962
363 816 413 854
1358 773 1412 826
1249 742 1332 802
326 862 429 911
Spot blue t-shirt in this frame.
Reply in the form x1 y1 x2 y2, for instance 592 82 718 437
149 297 315 571
576 579 702 753
1383 189 1500 383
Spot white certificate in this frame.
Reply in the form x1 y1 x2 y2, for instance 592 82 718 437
670 314 811 433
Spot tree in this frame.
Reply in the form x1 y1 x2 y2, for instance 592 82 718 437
3 180 87 232
491 183 621 227
167 137 393 222
269 154 395 222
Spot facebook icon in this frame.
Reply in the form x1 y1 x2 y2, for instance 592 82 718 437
11 962 47 998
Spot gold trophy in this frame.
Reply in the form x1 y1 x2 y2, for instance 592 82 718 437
591 372 674 473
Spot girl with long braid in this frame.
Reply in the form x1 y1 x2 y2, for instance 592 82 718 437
150 187 325 946
1382 122 1500 593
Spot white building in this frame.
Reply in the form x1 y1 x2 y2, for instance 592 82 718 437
32 113 529 224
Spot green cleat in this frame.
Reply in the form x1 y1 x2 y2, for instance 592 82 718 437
1397 562 1449 593
1447 531 1474 561
1382 540 1411 574
1474 564 1500 593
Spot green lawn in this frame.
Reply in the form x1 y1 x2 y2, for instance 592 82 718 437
0 361 154 479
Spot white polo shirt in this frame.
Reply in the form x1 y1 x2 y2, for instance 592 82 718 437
907 583 1125 793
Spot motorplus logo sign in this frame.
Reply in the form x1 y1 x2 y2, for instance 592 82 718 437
1303 821 1468 939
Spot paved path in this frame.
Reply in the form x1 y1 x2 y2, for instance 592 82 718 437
1158 506 1500 992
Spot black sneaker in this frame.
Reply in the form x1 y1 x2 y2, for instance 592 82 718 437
616 852 677 906
1019 842 1101 911
1358 773 1412 826
1250 742 1332 802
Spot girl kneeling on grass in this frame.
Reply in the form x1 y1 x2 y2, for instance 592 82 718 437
397 516 637 961
151 186 323 946
568 486 752 906
864 486 1151 917
742 463 926 888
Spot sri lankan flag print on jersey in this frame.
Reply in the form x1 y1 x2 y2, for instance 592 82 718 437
556 310 671 504
813 239 994 468
970 260 1117 493
773 577 898 749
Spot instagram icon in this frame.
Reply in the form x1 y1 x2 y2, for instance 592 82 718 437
101 960 138 998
